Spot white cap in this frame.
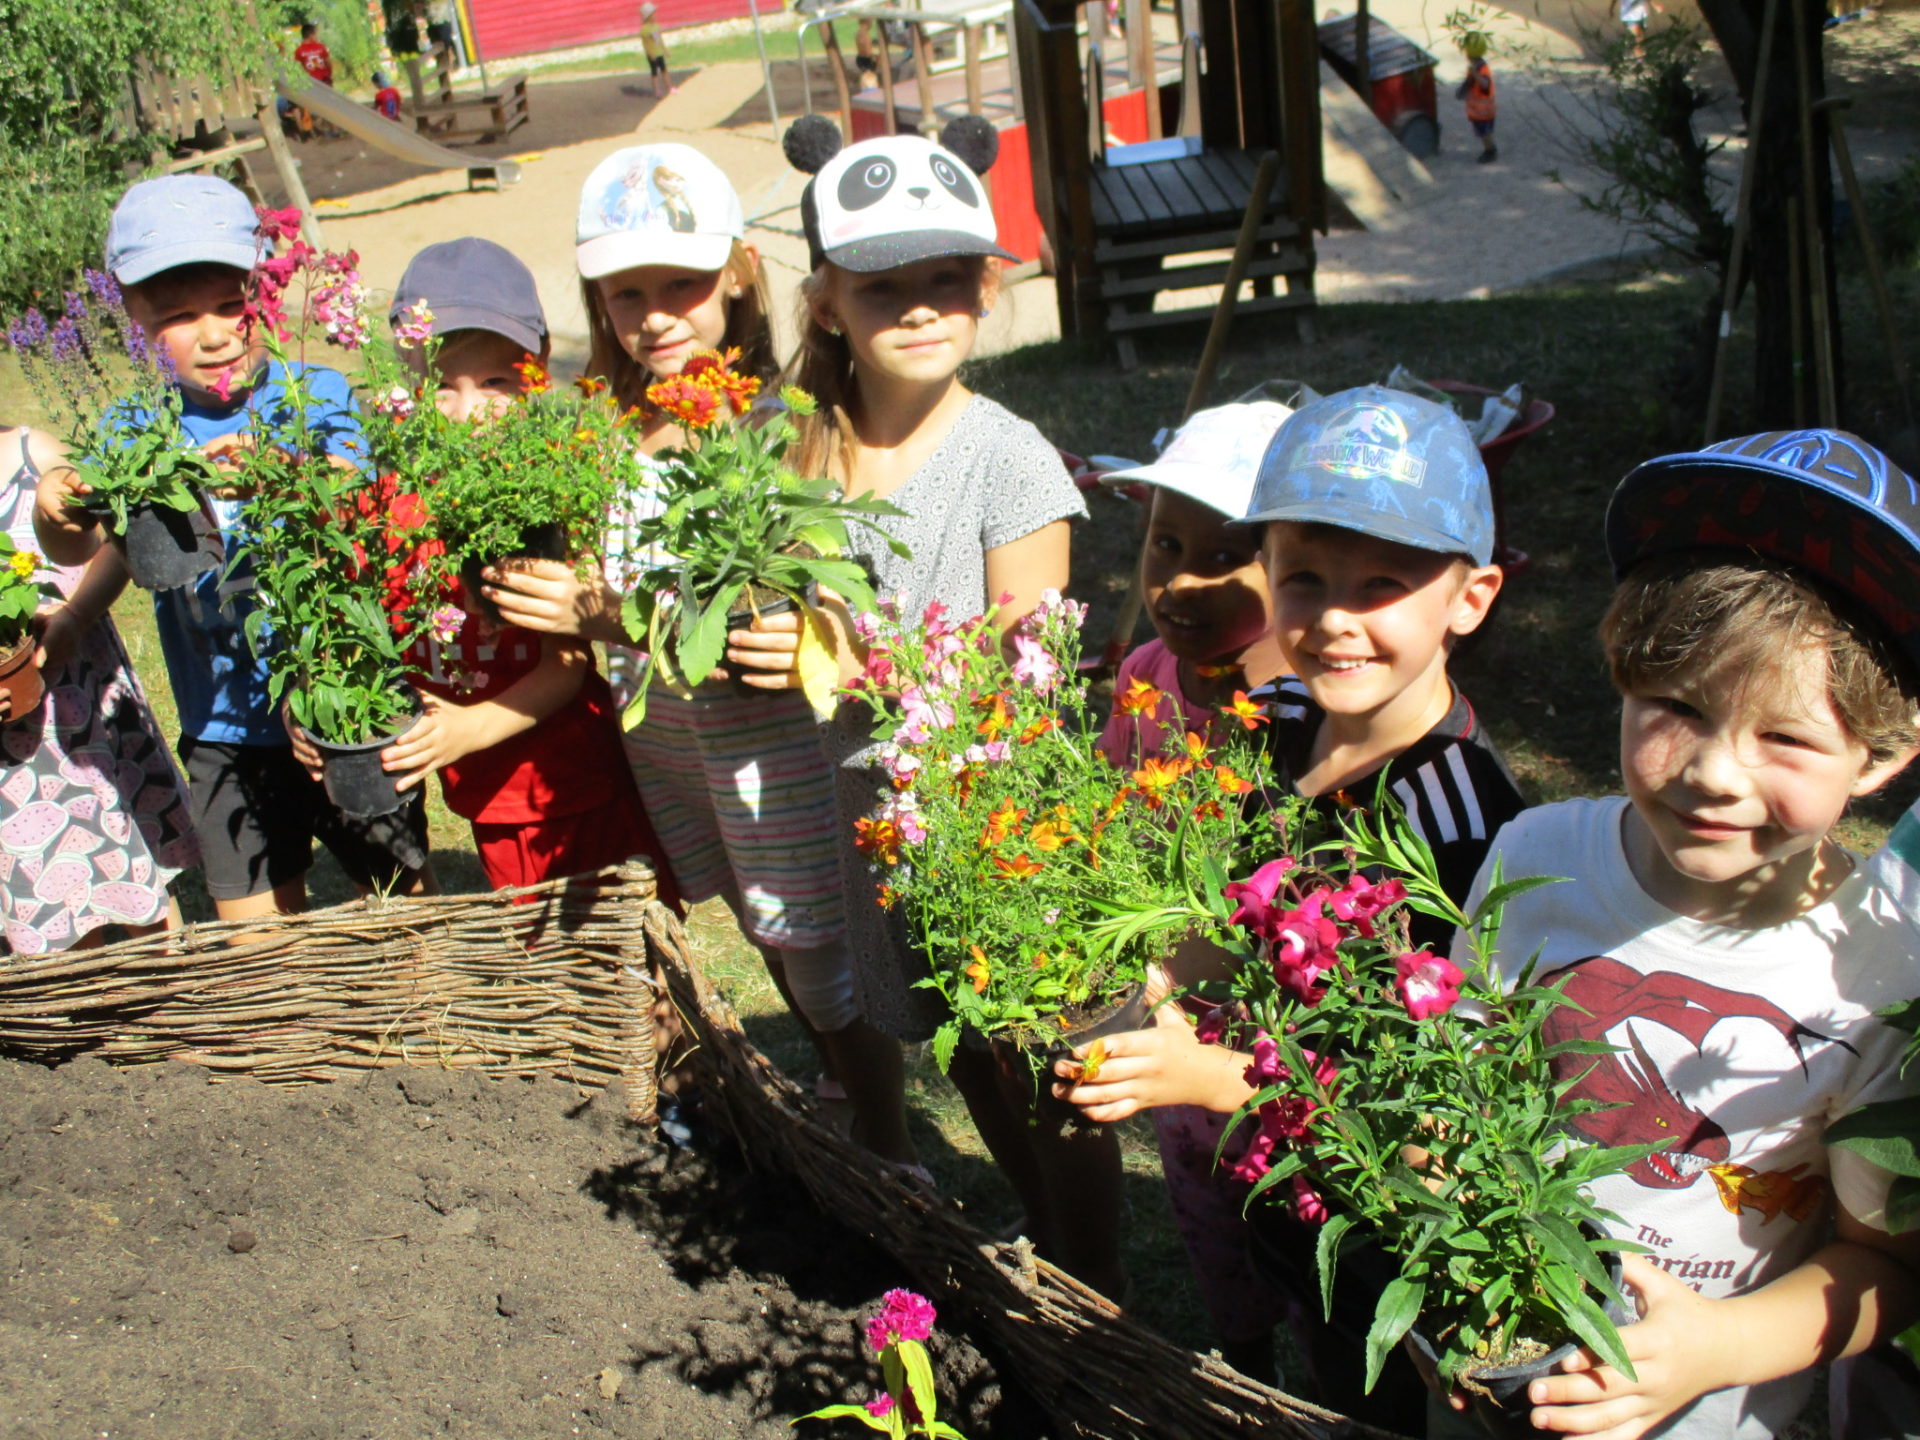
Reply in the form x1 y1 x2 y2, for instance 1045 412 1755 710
1102 401 1294 517
576 143 744 279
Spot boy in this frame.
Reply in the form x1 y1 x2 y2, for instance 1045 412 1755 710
1461 430 1920 1438
294 21 332 84
33 174 430 920
1457 33 1497 164
638 3 673 99
367 238 677 896
1057 386 1522 1422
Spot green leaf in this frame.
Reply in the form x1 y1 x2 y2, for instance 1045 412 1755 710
790 1402 897 1433
898 1340 938 1436
1530 1213 1613 1295
1537 1262 1637 1381
1827 1101 1920 1180
676 580 746 683
1315 1212 1354 1321
1363 1277 1425 1394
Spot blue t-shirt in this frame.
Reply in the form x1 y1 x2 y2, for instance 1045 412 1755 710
146 361 363 744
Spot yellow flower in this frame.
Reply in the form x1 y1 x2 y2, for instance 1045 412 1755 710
7 550 38 580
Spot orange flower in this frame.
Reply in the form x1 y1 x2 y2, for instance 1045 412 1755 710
854 816 903 865
876 883 901 909
513 357 551 394
1116 677 1165 716
1133 756 1192 793
966 944 991 993
979 796 1028 849
992 853 1044 880
646 374 726 429
1030 950 1050 971
574 375 606 398
1221 691 1269 730
1193 799 1225 821
1213 765 1255 796
1182 730 1209 762
974 690 1014 740
1030 818 1077 851
1018 715 1061 745
1078 1039 1111 1083
683 346 761 414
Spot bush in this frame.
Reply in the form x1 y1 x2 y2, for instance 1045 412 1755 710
0 139 133 314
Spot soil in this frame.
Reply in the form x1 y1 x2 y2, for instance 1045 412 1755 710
0 1057 1046 1440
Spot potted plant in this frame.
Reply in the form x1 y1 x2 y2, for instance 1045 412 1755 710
4 272 224 590
619 349 908 723
0 537 52 718
839 591 1270 1089
1212 802 1659 1433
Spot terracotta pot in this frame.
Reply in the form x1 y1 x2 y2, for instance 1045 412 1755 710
0 634 44 721
114 500 220 592
461 522 568 628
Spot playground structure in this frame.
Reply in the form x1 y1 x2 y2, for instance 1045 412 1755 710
399 39 532 145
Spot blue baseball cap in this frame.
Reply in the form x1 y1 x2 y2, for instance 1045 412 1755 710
106 176 261 286
1243 385 1495 566
1607 429 1920 674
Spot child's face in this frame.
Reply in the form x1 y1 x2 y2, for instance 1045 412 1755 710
1263 521 1501 719
425 330 536 422
1140 489 1273 664
122 265 264 406
596 255 746 379
819 257 986 390
1618 643 1907 911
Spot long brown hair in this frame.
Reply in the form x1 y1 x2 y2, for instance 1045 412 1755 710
581 240 777 412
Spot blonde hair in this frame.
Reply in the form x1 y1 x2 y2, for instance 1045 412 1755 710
784 255 997 479
580 239 777 412
1601 553 1920 767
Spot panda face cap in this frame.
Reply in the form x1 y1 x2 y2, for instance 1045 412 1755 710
785 116 1018 273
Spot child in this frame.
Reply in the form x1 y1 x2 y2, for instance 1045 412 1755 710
638 3 673 99
1458 430 1920 1438
0 426 196 954
481 144 903 1161
34 174 430 921
1093 399 1292 1379
1055 386 1520 1418
1457 34 1497 164
371 70 402 122
745 116 1108 1290
294 22 333 84
370 238 679 898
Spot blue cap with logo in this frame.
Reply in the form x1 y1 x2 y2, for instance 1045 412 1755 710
106 175 261 287
1242 385 1494 566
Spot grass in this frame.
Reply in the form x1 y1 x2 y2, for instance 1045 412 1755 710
7 261 1920 1377
516 20 863 83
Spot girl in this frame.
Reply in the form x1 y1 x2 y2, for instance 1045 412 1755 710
482 143 911 1163
5 425 196 954
733 118 1111 1293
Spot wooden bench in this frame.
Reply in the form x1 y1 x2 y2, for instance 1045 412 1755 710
412 73 530 144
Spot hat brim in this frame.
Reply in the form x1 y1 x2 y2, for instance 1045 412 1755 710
1606 451 1920 667
1099 461 1246 519
1237 496 1488 564
823 230 1020 274
400 302 546 359
576 229 735 280
112 238 259 288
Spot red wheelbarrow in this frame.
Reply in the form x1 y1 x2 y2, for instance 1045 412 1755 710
1427 380 1556 575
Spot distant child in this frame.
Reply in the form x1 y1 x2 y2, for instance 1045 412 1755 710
372 238 679 898
481 144 901 1158
34 175 431 921
1460 430 1920 1439
753 116 1105 1289
294 22 333 84
1092 399 1292 1381
638 3 673 98
1 425 196 954
1457 34 1497 164
1055 386 1520 1422
371 70 402 121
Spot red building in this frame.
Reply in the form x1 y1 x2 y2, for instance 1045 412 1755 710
463 0 758 62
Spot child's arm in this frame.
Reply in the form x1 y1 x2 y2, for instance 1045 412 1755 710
1527 1205 1920 1438
480 560 630 648
380 635 591 790
33 544 130 675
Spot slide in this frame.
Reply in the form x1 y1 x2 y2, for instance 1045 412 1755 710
276 69 521 185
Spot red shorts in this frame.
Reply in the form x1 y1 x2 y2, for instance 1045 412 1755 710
471 797 681 908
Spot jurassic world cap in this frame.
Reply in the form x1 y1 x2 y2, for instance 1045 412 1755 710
1606 429 1920 673
1103 401 1294 518
783 114 1018 273
106 175 261 286
392 237 548 358
1243 385 1495 566
576 143 744 279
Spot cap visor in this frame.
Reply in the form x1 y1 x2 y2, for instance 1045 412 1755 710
824 231 1021 273
1237 497 1476 559
113 239 259 287
576 230 735 280
410 302 547 358
1099 461 1244 518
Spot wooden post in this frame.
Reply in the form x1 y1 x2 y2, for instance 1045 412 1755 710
1704 0 1778 443
404 55 426 109
1356 0 1372 106
964 24 985 115
1790 0 1836 426
1127 0 1159 138
911 22 940 135
818 21 856 138
877 27 899 135
255 102 325 250
1821 99 1916 433
1176 29 1201 138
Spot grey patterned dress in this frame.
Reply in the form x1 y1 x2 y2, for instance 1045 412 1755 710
822 395 1087 1040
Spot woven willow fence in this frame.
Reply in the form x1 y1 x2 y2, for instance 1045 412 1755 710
0 861 1388 1440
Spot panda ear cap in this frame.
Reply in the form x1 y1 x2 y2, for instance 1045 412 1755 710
938 115 999 176
783 115 844 175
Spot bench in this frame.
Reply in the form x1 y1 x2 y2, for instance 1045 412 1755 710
412 73 530 144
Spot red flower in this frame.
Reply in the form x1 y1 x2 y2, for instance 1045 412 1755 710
1222 857 1298 934
254 206 304 242
513 357 552 394
1329 873 1406 938
1394 950 1465 1020
646 374 724 429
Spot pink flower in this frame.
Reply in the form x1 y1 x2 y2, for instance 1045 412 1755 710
392 298 435 349
1222 857 1297 932
866 1289 937 1351
1329 873 1407 938
1011 634 1061 692
878 745 921 788
1394 950 1465 1020
1269 893 1342 1005
1226 1122 1279 1184
866 1394 896 1419
372 385 416 420
1245 1032 1285 1085
429 604 465 644
254 205 304 242
964 741 1010 765
897 685 953 745
1290 1174 1330 1226
1193 1006 1231 1045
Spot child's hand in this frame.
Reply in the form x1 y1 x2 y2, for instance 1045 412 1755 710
31 606 82 675
480 560 623 643
727 588 865 690
34 460 97 537
1527 1255 1727 1438
379 697 483 789
1050 969 1255 1121
282 704 326 782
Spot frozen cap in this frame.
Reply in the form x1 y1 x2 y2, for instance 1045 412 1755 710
106 175 260 286
784 114 1016 272
1607 429 1920 674
1244 384 1495 567
392 237 547 357
576 143 743 279
1103 401 1294 517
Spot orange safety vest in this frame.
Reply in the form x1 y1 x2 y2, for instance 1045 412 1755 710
1464 60 1496 122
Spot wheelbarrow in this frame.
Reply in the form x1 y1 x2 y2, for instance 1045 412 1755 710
1427 379 1556 575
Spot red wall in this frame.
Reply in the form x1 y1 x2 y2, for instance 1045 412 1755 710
465 0 759 63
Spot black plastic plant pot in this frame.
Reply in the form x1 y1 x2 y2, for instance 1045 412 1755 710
461 522 568 629
1020 982 1153 1136
305 710 422 819
114 501 220 592
720 581 819 698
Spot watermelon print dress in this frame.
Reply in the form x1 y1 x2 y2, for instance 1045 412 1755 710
0 434 198 954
